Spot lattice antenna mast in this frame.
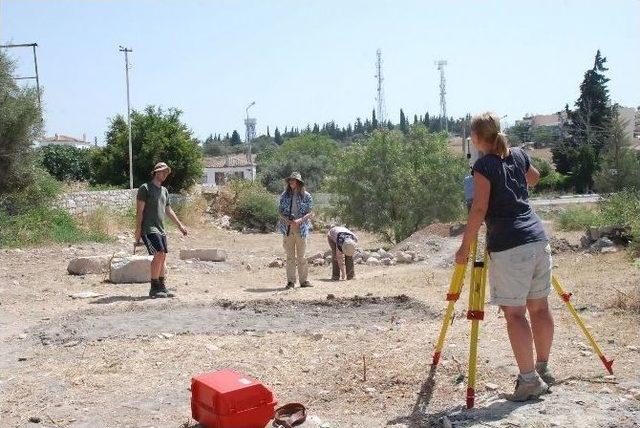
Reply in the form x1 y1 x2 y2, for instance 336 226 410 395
435 60 448 132
244 101 256 171
375 49 386 125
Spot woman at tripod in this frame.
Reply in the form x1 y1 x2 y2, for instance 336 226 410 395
455 112 555 401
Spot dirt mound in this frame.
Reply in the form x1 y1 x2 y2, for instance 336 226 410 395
391 223 462 269
549 236 579 254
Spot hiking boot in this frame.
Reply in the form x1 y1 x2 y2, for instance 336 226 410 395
331 276 340 281
158 278 175 298
506 374 549 402
285 282 295 289
300 281 313 288
149 282 168 299
536 362 556 385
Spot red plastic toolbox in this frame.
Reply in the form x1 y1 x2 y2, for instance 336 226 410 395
191 369 277 428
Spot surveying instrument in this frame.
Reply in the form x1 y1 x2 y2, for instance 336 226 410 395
431 138 614 409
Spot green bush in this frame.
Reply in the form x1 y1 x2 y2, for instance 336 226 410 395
39 144 93 181
92 106 203 192
328 125 466 243
536 170 572 193
258 134 340 192
599 190 640 256
556 206 600 231
227 181 278 232
1 167 61 215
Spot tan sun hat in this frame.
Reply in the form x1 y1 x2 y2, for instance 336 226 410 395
152 162 171 175
284 171 304 186
342 238 356 257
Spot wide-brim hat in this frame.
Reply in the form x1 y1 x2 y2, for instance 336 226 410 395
284 171 304 186
342 238 356 257
152 162 171 175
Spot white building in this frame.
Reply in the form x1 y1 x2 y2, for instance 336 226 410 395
202 154 257 187
34 134 93 150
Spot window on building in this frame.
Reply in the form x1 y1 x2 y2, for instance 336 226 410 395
215 172 226 185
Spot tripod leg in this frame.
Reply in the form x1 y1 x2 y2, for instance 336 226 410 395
432 262 468 366
466 246 488 409
552 276 614 374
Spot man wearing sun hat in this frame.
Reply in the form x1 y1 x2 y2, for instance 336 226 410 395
135 162 188 298
327 225 358 281
278 172 314 289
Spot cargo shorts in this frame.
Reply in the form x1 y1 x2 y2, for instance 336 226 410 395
488 241 552 307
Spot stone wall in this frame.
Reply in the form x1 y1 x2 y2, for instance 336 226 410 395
57 189 137 216
57 189 189 216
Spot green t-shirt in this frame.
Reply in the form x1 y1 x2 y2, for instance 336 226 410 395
137 182 170 235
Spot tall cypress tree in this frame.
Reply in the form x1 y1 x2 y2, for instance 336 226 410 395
372 109 378 128
399 109 408 134
230 130 242 146
274 127 283 145
552 50 613 192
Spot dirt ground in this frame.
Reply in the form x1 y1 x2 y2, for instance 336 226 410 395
1 222 639 428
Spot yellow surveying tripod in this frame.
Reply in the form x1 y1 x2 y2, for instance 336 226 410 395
431 235 614 409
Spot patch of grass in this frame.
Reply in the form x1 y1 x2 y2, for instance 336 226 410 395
609 286 640 314
172 195 207 227
556 206 601 231
81 205 125 237
0 206 111 248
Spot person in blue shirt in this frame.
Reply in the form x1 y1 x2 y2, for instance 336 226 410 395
455 112 555 401
278 172 313 289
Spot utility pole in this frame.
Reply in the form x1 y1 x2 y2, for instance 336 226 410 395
375 49 386 126
119 46 134 190
244 102 256 180
435 60 448 132
0 43 42 114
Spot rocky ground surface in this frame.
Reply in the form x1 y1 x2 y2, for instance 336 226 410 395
1 222 639 427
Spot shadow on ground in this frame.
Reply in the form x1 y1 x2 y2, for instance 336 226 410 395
387 366 532 427
90 295 154 304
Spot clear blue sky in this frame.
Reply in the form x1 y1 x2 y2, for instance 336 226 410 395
2 0 639 144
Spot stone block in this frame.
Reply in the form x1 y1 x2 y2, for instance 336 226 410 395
179 248 227 262
67 255 111 275
109 255 152 283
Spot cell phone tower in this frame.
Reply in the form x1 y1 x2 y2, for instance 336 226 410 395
375 49 386 125
435 60 448 132
245 101 257 176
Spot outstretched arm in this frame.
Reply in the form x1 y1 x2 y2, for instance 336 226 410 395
166 206 188 236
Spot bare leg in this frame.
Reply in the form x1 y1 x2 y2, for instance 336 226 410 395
501 305 535 374
151 252 166 279
527 297 554 363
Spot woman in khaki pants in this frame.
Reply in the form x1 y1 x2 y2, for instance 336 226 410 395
278 172 313 289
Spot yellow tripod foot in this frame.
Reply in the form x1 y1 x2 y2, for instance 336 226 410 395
553 276 614 375
466 387 475 409
432 263 467 367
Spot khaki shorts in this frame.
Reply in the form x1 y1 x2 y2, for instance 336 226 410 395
488 241 552 307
